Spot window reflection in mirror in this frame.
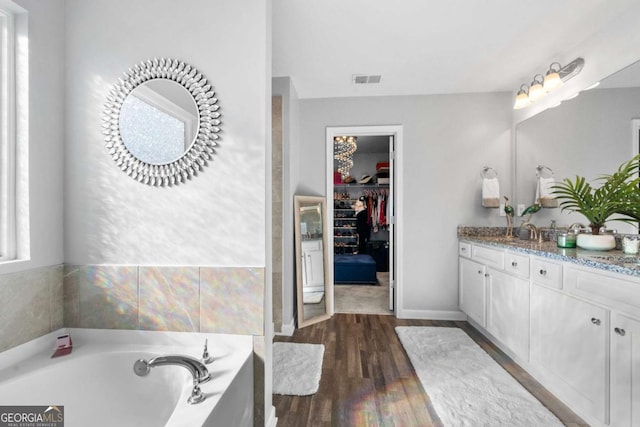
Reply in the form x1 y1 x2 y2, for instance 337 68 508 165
119 79 199 165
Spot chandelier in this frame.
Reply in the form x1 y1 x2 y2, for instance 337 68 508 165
333 136 357 179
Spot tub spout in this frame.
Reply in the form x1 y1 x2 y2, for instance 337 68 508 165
134 355 211 404
134 355 211 384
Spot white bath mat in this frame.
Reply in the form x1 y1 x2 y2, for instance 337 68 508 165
272 342 324 396
396 326 563 427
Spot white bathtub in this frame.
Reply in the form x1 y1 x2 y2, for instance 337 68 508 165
0 328 253 427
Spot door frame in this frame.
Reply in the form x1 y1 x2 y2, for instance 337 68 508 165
325 125 403 316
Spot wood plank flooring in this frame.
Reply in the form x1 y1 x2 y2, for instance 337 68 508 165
273 314 587 427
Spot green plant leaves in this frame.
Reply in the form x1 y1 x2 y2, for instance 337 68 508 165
551 154 640 229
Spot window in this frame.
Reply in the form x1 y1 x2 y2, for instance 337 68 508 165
0 1 23 262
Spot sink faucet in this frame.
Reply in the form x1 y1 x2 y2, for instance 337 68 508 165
134 355 211 404
568 223 586 233
521 222 541 242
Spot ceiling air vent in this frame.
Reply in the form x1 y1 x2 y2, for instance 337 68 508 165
352 74 382 85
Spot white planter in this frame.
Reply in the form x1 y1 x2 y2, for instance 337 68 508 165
576 234 616 251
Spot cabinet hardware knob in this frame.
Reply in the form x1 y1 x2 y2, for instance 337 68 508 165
614 327 626 336
484 273 490 278
591 318 601 325
478 270 483 274
539 269 547 276
511 261 518 267
461 247 467 251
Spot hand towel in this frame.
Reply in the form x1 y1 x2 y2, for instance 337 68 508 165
482 177 500 208
536 177 558 208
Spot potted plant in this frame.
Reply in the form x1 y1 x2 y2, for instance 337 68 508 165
552 154 640 250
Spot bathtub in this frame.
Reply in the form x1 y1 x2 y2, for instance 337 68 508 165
0 328 253 427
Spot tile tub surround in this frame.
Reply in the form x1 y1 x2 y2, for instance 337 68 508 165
4 264 266 426
63 265 264 335
458 227 640 277
0 265 64 353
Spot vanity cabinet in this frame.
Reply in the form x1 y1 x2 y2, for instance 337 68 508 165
611 313 640 427
562 264 640 427
486 268 530 361
530 283 608 424
530 256 563 289
459 243 529 357
301 239 325 291
459 240 640 427
459 257 487 327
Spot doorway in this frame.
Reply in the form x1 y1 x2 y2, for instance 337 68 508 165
326 125 403 316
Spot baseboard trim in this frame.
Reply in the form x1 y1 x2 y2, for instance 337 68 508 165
275 318 295 336
397 309 467 321
265 405 277 427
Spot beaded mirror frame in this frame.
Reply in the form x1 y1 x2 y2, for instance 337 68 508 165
102 58 221 186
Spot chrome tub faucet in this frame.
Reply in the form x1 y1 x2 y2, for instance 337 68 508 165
134 355 211 404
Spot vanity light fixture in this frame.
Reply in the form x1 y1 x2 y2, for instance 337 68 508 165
513 57 585 110
528 74 546 101
513 84 530 110
334 136 357 179
543 62 563 91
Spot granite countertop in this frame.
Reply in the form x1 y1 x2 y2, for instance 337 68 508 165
458 230 640 278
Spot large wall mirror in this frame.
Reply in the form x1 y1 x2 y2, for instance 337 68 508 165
294 195 331 328
102 58 221 186
515 60 640 233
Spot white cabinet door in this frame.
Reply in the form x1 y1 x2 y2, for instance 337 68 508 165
530 283 608 424
486 268 529 361
301 240 325 290
459 257 486 327
611 313 640 427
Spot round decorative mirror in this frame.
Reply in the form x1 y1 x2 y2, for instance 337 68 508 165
102 58 221 186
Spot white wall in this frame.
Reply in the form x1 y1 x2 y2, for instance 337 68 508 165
299 93 512 317
0 0 65 275
64 0 269 267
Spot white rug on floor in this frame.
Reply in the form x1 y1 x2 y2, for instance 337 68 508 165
273 342 324 396
396 326 563 427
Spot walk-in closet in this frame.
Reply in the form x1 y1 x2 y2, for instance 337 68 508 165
332 135 392 314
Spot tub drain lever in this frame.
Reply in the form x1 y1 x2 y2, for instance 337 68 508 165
202 339 214 364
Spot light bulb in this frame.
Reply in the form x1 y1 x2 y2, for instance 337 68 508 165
527 74 546 102
543 63 563 92
544 70 562 92
513 87 530 110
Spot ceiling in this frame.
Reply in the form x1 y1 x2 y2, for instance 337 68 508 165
272 0 636 99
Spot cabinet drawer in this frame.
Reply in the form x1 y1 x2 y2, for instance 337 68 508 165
472 245 505 269
459 242 472 258
504 252 530 278
564 265 640 313
530 257 562 289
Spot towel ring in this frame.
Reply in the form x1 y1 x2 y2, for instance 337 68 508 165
536 165 554 178
480 166 498 179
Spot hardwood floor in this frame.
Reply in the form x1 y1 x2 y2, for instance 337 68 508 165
273 314 587 427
